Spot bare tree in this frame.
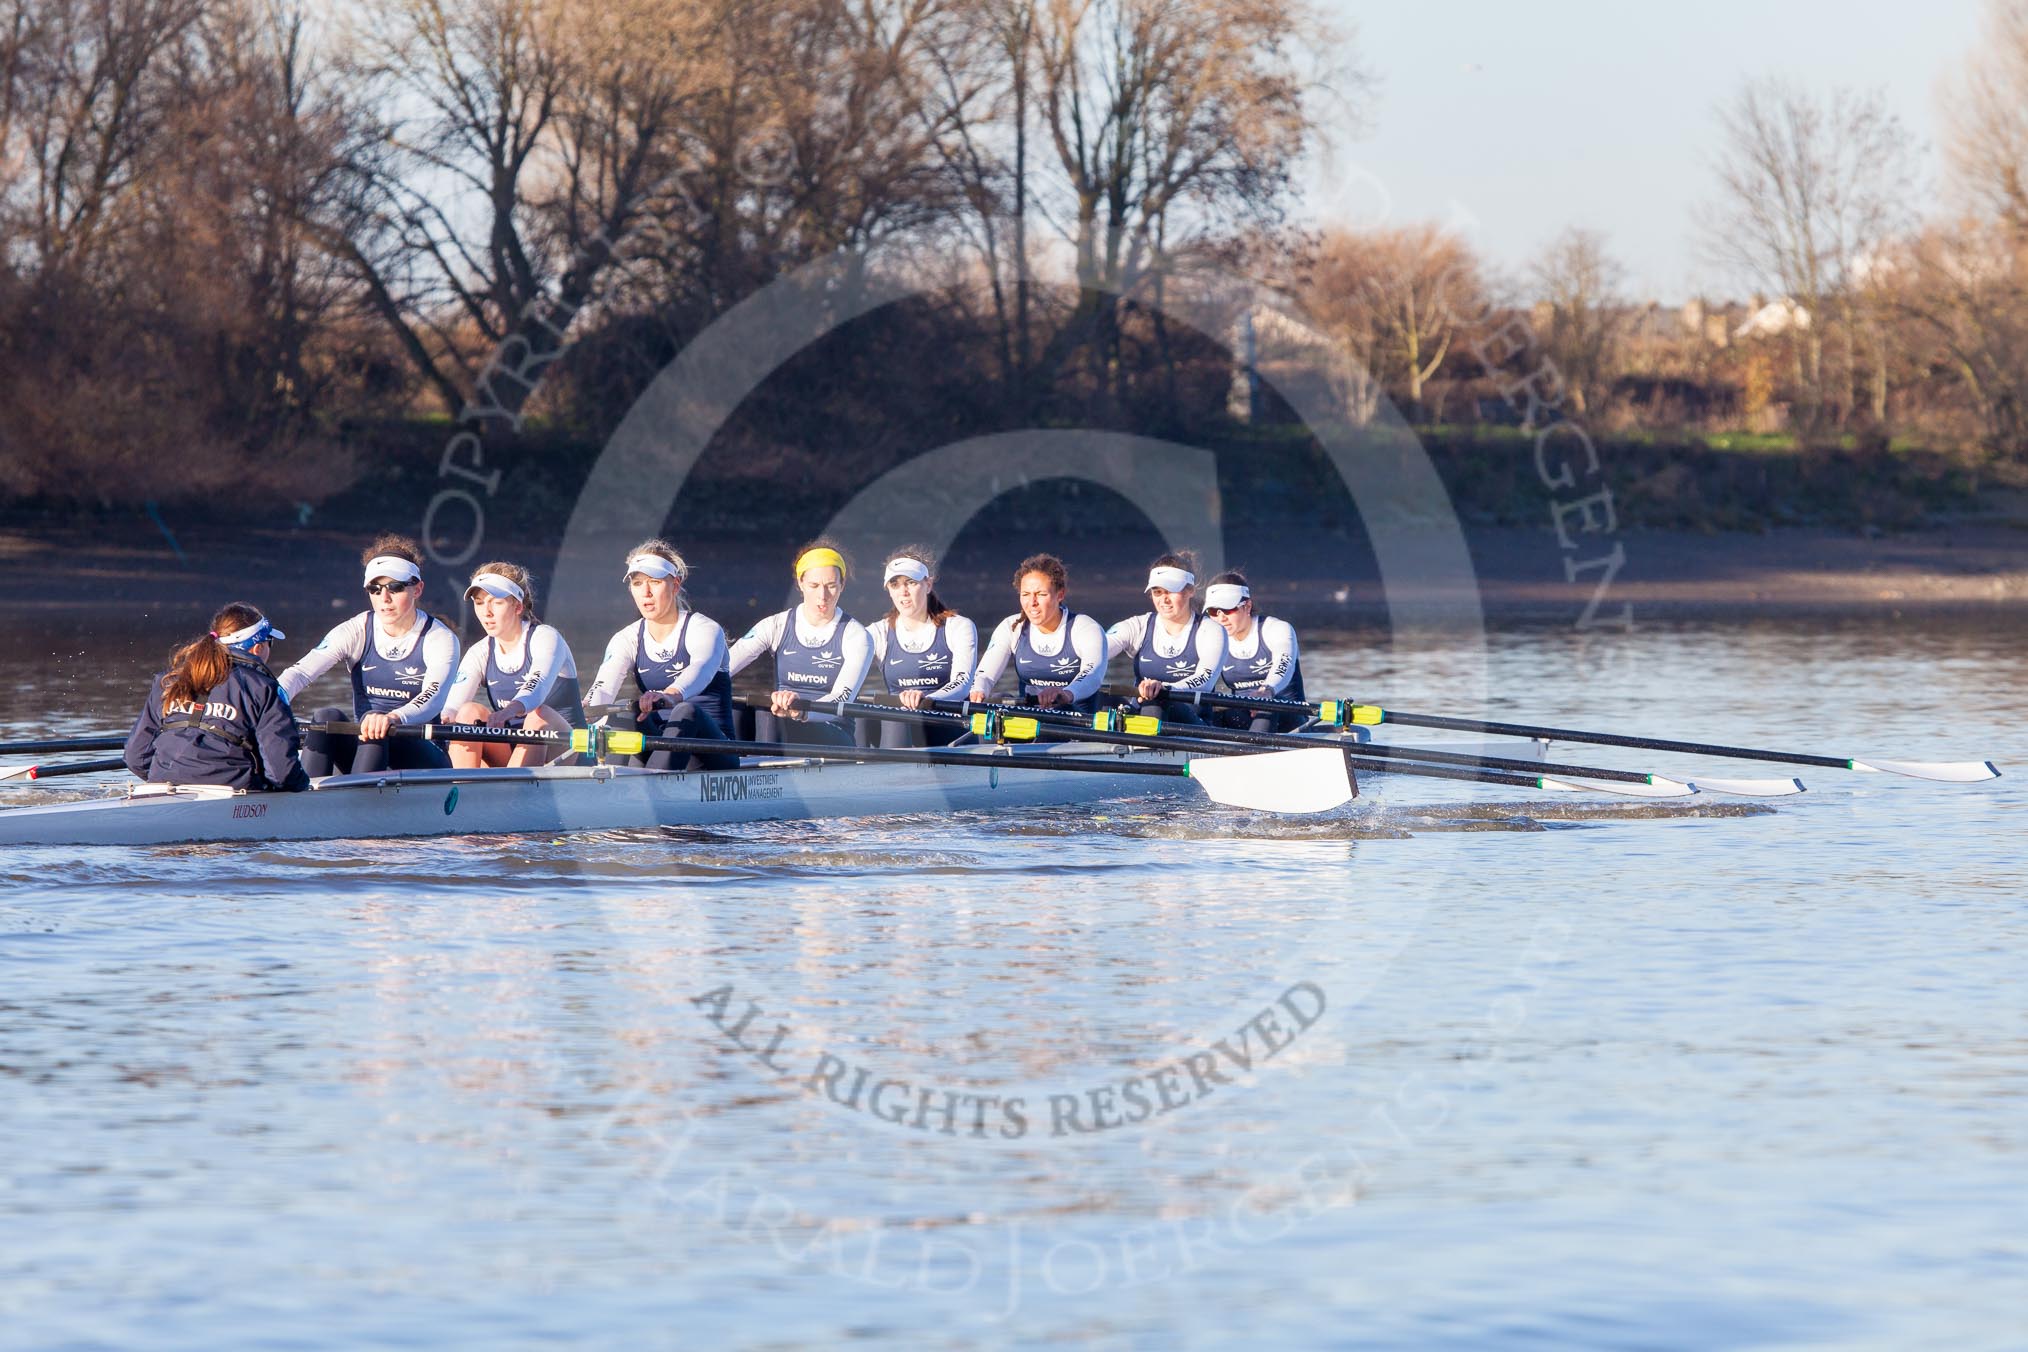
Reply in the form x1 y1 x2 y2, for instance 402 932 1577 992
320 0 723 420
1700 78 1917 431
0 1 39 192
919 0 1036 400
1031 0 1325 403
1529 227 1625 416
2 0 207 274
1887 219 2028 455
1308 224 1486 422
0 0 382 503
1943 0 2028 234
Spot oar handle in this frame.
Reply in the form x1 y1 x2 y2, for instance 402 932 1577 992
315 719 567 745
317 719 1187 779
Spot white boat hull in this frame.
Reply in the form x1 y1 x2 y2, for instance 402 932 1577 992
0 744 1196 848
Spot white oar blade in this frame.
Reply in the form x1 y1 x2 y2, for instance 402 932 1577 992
1539 776 1695 798
1850 758 2000 783
1186 747 1353 813
1687 775 1806 796
0 764 38 783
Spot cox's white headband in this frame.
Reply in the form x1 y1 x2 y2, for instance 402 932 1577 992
362 555 422 586
883 557 931 584
1146 566 1196 594
467 572 526 603
624 553 685 581
1203 583 1250 610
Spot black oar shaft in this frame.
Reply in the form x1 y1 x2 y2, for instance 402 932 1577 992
835 698 1580 790
1367 711 1853 770
1116 730 1553 789
0 735 126 757
13 757 127 780
1154 688 1859 771
1108 687 1312 717
867 696 1655 786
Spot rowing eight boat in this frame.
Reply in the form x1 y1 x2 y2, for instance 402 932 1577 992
0 742 1213 847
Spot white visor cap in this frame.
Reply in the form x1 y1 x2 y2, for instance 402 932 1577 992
363 555 423 586
1203 583 1250 610
624 553 685 581
467 572 526 603
1146 566 1196 594
884 557 931 584
217 616 284 646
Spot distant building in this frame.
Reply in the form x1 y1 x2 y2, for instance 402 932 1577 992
1679 298 1737 348
1733 297 1810 339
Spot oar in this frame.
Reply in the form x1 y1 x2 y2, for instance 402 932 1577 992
0 734 126 757
818 698 1692 798
0 756 126 782
867 697 1795 798
315 720 1356 815
1063 699 1799 796
1165 688 2000 784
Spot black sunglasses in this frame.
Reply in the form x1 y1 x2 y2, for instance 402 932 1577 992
366 580 414 596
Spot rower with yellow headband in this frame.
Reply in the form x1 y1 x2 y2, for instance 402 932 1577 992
724 537 872 747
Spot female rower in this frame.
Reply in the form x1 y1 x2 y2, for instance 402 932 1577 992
724 538 872 747
443 562 586 768
125 602 308 791
280 534 462 776
584 541 737 771
860 545 978 747
1104 550 1226 723
1202 570 1306 734
968 553 1108 714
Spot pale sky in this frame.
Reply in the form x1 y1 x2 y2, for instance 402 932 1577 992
1305 0 1988 303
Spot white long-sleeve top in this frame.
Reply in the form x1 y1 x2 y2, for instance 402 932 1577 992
444 619 578 712
277 611 462 726
969 611 1109 703
724 609 873 703
1221 616 1302 696
585 613 730 706
1104 613 1228 692
866 614 980 701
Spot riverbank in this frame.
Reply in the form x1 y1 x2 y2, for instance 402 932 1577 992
3 513 2024 635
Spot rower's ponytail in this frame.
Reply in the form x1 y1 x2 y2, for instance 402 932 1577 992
163 602 262 711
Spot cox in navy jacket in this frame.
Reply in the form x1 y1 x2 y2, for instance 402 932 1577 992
125 649 310 792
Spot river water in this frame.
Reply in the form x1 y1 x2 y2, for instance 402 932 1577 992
1 617 2022 1349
